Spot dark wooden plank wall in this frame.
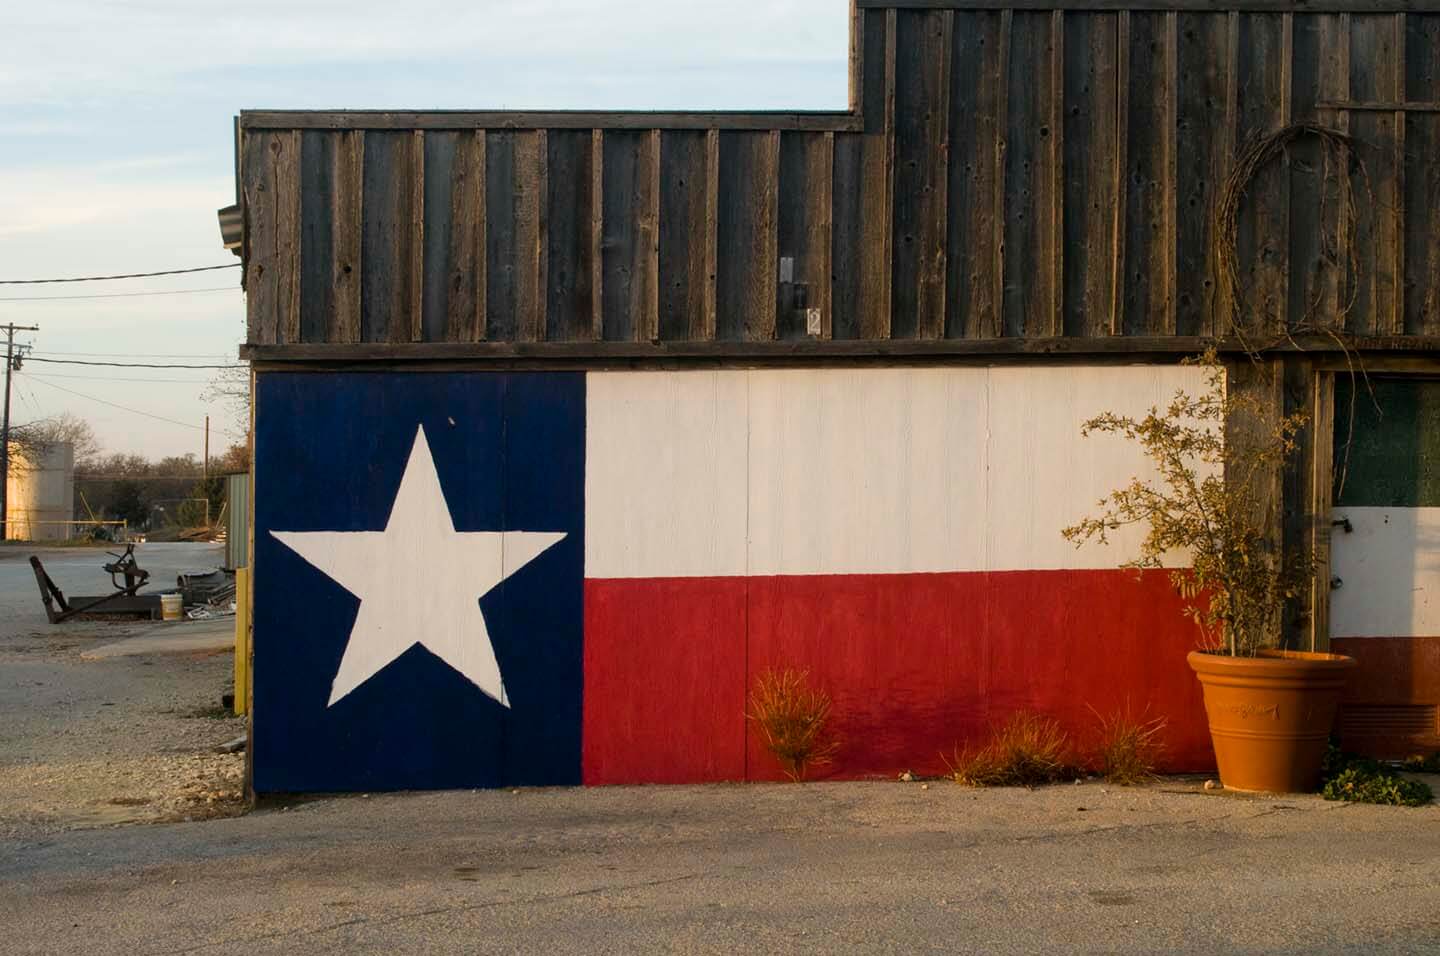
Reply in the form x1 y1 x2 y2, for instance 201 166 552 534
244 5 1440 350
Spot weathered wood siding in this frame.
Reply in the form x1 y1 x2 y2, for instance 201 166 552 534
240 1 1440 352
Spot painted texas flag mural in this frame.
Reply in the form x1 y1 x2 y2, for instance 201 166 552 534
253 366 1213 793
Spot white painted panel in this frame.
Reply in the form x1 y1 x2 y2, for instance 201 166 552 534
1330 506 1440 638
585 365 1209 579
746 368 989 576
986 365 1211 570
585 371 749 578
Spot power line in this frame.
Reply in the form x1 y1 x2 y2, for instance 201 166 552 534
25 356 244 370
33 350 235 359
24 372 215 385
20 373 209 432
0 263 241 285
0 286 240 302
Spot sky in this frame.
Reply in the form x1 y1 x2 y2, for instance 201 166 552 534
0 1 849 460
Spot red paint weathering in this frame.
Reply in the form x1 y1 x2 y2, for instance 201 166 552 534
582 569 1214 785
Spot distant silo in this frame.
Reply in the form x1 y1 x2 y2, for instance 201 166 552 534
7 442 75 541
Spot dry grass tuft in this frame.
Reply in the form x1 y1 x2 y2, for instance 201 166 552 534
1092 709 1168 787
948 712 1075 788
746 668 840 782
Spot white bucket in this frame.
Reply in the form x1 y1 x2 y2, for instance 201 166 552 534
160 593 184 621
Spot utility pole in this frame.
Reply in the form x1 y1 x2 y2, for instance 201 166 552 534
203 415 211 527
0 323 40 542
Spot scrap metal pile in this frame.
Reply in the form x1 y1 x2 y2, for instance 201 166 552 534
30 545 237 624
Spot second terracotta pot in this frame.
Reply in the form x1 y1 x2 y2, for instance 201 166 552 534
1187 649 1354 793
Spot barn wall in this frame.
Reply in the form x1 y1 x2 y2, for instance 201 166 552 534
251 364 1219 791
581 364 1217 782
241 2 1440 354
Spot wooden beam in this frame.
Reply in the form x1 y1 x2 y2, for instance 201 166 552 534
857 0 1436 11
242 111 863 132
241 333 1440 363
1308 368 1335 652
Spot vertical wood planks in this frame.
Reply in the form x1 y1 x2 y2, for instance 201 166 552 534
1002 11 1062 338
1404 14 1440 335
658 131 716 342
360 131 423 343
299 130 336 343
485 131 545 342
891 9 952 339
420 131 456 343
1175 13 1232 338
831 133 864 339
331 132 364 343
600 130 661 342
945 10 1008 339
545 130 599 341
1062 12 1122 338
1120 11 1178 336
1350 14 1404 336
776 132 834 340
252 6 1440 351
1308 369 1335 651
1296 14 1347 335
446 131 485 342
715 131 781 342
243 129 300 346
832 7 895 340
1225 357 1286 593
1280 355 1315 646
299 131 362 344
516 130 547 342
1232 13 1293 336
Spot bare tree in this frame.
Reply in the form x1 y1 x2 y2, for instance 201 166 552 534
9 412 101 468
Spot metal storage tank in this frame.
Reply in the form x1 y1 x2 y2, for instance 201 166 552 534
6 441 75 541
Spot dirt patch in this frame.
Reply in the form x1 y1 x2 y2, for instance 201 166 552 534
0 613 248 837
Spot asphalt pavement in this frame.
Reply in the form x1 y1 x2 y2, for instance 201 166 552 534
3 780 1439 955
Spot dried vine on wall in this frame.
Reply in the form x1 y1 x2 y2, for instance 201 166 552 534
1208 123 1379 574
1210 123 1369 353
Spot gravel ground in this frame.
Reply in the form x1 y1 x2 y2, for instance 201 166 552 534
0 544 246 838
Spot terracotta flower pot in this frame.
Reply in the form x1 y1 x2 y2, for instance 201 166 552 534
1187 649 1355 793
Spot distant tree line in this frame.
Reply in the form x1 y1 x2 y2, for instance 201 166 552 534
74 442 249 532
5 413 253 534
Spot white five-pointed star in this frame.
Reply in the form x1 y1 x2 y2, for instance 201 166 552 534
271 425 566 708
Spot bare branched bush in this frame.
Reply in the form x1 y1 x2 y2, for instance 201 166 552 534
1061 352 1312 656
746 668 839 782
948 712 1075 788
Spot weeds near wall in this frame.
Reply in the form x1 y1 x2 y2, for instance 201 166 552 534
746 668 839 782
1091 708 1168 787
947 712 1075 788
1320 744 1434 807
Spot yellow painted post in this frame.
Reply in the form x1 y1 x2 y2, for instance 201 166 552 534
234 566 250 715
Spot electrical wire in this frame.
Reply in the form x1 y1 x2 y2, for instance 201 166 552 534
19 373 212 432
32 350 235 359
23 371 216 385
0 286 240 303
0 263 241 285
25 357 244 370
